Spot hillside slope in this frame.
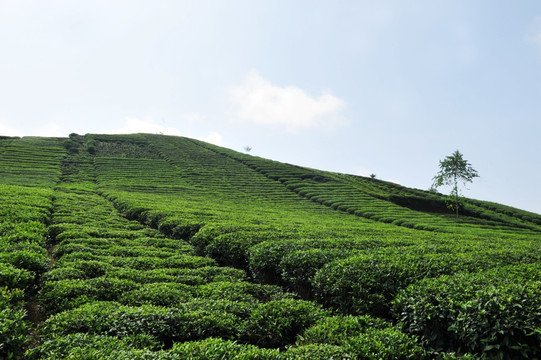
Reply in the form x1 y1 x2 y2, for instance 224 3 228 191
0 133 539 359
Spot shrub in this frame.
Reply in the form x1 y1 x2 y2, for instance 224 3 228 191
204 232 260 269
393 264 541 359
280 249 348 298
0 287 31 358
312 253 421 317
283 344 353 359
344 327 426 360
119 282 194 306
189 224 234 255
26 333 160 360
196 281 286 304
0 262 34 291
108 254 216 271
41 301 239 346
62 260 114 278
241 299 328 348
40 278 140 315
41 267 86 282
249 241 304 285
103 266 245 285
0 250 50 279
297 315 391 345
169 338 283 360
180 299 257 321
312 249 536 317
158 218 203 240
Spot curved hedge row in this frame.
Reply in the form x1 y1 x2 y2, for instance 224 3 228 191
312 246 540 317
0 287 31 358
393 263 541 359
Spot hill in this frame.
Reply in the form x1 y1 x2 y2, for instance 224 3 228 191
0 133 539 359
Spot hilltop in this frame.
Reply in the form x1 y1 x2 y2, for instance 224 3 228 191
1 134 540 359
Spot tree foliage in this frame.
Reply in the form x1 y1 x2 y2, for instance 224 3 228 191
432 150 478 218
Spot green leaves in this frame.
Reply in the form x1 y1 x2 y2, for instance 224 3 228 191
393 264 541 359
432 150 479 218
240 299 328 348
0 287 31 358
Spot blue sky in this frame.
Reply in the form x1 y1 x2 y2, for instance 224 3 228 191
1 1 540 214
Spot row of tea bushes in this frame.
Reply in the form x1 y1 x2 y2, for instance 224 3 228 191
394 263 541 359
247 235 540 311
0 185 53 294
0 137 65 358
39 276 287 316
27 137 435 358
0 286 31 357
0 137 64 187
31 313 430 360
90 135 540 358
30 155 321 355
312 244 541 318
0 187 54 358
196 138 541 235
29 334 432 360
37 184 428 357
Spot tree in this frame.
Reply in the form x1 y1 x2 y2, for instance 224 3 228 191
432 150 478 218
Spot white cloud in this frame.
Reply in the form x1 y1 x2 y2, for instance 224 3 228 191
198 131 224 146
38 122 64 137
0 121 64 137
525 16 541 48
110 118 182 136
229 70 346 133
353 167 373 177
0 122 21 137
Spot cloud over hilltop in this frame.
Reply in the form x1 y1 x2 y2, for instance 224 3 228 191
228 70 346 133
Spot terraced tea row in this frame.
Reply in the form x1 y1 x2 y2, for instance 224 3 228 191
1 134 539 359
0 137 66 357
91 135 540 358
25 144 427 359
196 139 541 235
0 137 64 187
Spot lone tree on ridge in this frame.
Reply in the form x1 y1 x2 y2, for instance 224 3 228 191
432 150 479 218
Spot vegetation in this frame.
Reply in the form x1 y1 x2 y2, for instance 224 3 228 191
0 134 539 359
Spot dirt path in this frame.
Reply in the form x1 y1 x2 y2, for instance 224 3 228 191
47 243 57 266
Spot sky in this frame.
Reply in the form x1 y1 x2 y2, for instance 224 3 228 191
1 1 540 215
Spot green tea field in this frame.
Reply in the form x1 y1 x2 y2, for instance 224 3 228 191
1 134 539 359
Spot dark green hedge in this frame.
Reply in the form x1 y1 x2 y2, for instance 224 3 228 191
0 287 31 359
240 299 328 348
393 264 541 359
41 301 239 346
312 248 539 317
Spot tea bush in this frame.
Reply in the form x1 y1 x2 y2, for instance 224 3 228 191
0 262 34 291
283 343 353 359
40 277 140 315
343 327 426 360
168 338 282 360
41 301 239 345
312 248 540 317
297 314 391 345
393 263 541 359
241 299 328 348
26 333 160 360
0 287 31 358
4 134 540 358
119 282 195 306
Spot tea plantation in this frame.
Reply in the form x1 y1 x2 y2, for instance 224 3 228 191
0 133 539 359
